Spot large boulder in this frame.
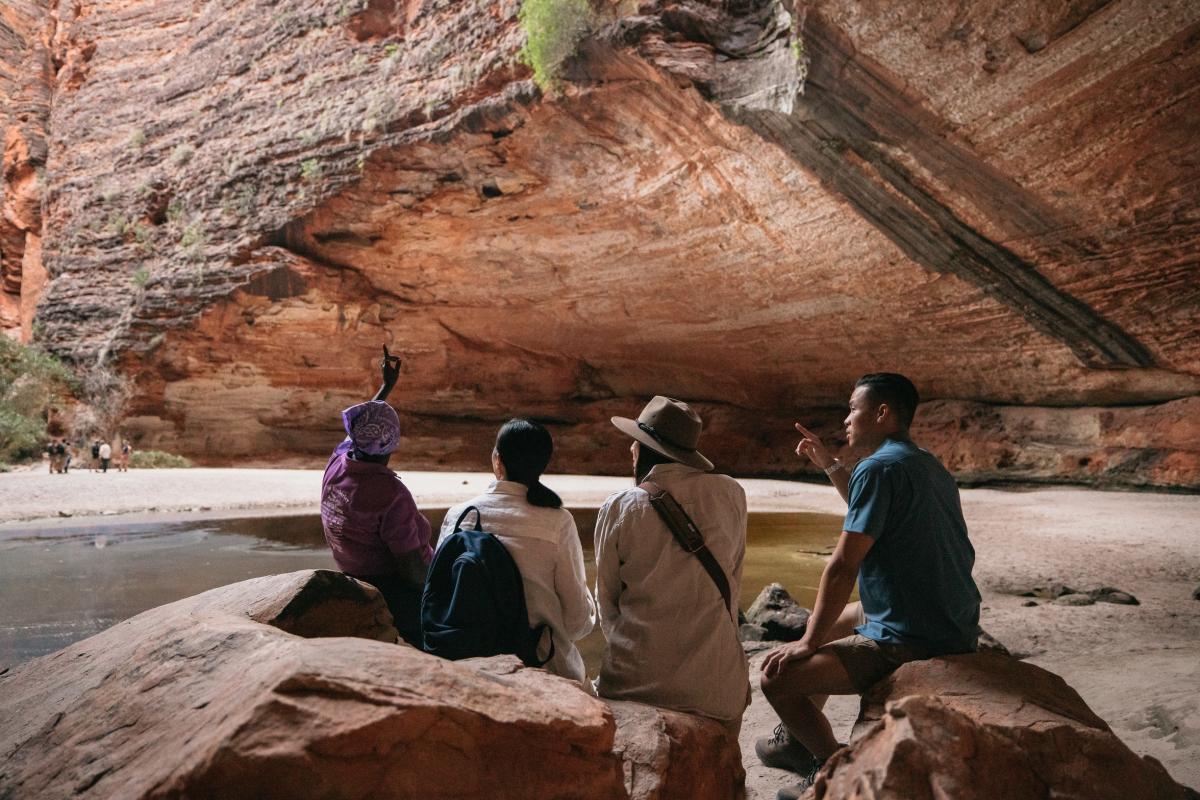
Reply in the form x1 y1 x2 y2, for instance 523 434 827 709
808 652 1196 799
610 701 745 800
0 570 741 800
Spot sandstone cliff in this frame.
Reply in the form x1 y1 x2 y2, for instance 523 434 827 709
2 0 1197 487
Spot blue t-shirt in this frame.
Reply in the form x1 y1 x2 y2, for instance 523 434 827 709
843 438 980 652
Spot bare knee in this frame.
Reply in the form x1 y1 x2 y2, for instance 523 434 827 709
760 662 812 705
760 669 785 702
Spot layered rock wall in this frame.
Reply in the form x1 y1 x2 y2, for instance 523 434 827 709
3 0 1198 487
0 0 50 334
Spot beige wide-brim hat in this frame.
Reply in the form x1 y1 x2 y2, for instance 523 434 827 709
611 395 714 472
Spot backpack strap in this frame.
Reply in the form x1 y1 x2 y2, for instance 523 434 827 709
528 622 556 668
638 480 733 615
454 505 483 533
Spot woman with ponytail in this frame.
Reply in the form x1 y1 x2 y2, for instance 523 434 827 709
438 419 596 682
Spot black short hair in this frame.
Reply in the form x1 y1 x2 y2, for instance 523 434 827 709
855 373 920 429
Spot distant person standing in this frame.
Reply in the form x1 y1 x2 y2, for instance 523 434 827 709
90 440 101 472
98 440 112 473
321 346 432 646
118 439 131 471
45 439 66 474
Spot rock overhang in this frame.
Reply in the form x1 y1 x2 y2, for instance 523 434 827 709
2 0 1197 487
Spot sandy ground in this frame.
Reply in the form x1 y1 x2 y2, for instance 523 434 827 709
2 467 1197 792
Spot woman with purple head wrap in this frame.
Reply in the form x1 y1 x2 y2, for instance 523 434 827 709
320 346 432 645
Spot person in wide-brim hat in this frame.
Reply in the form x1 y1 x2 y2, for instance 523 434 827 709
593 393 749 727
610 395 714 472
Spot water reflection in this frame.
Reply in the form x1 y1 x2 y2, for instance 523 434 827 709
0 509 841 672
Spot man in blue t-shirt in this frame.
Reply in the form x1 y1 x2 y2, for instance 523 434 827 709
755 373 981 799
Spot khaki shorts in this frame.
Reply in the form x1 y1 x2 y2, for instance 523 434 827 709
825 605 933 693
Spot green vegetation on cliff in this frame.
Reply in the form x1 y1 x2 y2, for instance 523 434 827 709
518 0 592 92
0 338 77 463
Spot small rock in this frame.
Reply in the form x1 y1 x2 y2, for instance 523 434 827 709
745 583 810 642
977 630 1010 657
1022 600 1038 607
1055 593 1095 606
57 510 72 518
739 623 768 642
1090 587 1138 606
1017 583 1075 600
1016 29 1048 54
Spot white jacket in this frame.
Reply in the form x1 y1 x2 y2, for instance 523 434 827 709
440 481 596 683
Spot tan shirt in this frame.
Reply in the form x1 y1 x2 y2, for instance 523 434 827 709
440 481 596 683
594 463 749 722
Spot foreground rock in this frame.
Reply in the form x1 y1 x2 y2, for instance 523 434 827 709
0 570 741 799
811 652 1197 800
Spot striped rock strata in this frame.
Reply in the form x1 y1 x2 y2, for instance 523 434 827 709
1 0 1198 487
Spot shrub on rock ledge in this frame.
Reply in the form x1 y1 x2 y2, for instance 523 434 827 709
519 0 593 91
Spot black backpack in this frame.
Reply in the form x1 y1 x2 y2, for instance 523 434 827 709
420 507 553 667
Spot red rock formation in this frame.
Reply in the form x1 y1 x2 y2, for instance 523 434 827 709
0 0 50 334
2 0 1197 487
0 569 743 800
610 700 746 800
811 652 1197 800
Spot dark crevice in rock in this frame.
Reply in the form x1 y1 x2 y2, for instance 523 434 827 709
725 15 1153 369
310 230 382 248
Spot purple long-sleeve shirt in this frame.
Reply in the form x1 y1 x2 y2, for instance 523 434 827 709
320 440 432 577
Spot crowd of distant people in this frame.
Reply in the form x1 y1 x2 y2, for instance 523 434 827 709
321 348 981 799
43 436 131 474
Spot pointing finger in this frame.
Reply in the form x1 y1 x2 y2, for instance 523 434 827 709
794 422 818 439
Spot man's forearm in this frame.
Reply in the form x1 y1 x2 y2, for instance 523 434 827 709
829 465 850 504
802 558 857 648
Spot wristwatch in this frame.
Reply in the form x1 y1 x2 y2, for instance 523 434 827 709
823 459 844 476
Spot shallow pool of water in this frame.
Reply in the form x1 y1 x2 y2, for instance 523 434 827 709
0 508 842 673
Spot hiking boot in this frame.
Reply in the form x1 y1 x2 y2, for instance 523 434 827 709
775 761 823 800
755 723 820 774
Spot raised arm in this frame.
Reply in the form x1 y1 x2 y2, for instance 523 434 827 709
794 422 850 504
372 345 402 402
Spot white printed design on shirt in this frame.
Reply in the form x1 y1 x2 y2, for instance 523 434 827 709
322 487 351 532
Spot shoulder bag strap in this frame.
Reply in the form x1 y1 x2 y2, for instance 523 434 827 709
638 480 733 615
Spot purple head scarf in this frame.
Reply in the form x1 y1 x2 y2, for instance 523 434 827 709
341 400 401 456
